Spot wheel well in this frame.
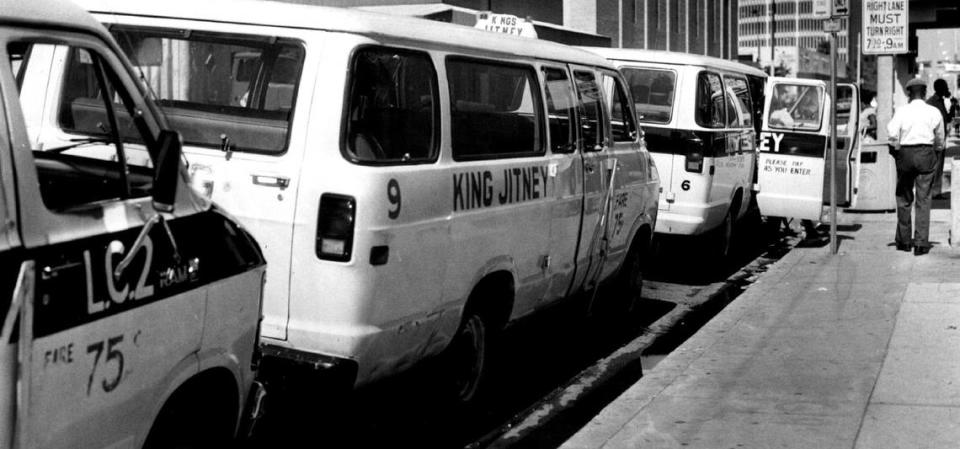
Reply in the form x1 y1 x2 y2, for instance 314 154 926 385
145 367 240 447
463 271 514 333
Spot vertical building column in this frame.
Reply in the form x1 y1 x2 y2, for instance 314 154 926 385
564 0 597 35
666 0 671 51
644 0 649 49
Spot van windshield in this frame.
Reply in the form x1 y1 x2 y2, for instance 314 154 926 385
621 67 675 124
109 26 304 155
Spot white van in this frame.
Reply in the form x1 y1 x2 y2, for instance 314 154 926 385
55 0 661 403
1 0 266 447
583 48 766 258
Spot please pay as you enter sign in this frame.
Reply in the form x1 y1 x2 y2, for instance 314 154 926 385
863 0 908 54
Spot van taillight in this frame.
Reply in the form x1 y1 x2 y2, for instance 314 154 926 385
685 152 703 173
685 136 704 173
316 194 355 262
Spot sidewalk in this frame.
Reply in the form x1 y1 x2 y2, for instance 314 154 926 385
562 209 960 449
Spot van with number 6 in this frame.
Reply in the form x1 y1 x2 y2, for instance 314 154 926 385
583 48 766 259
49 0 661 404
1 0 267 447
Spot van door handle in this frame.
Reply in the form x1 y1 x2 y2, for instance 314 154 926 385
251 174 290 190
42 261 82 281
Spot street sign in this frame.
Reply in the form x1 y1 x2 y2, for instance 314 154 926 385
474 12 537 38
832 0 849 17
813 0 831 18
823 18 842 33
862 0 909 54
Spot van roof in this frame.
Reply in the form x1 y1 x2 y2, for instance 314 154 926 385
581 47 767 78
79 0 612 67
2 0 113 41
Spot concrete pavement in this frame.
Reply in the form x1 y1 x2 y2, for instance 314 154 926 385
562 209 960 449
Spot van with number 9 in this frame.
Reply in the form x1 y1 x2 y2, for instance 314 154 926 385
0 0 267 446
35 0 661 406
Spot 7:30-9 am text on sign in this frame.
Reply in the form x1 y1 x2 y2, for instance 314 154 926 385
863 0 908 55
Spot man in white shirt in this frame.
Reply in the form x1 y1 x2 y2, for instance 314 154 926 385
887 77 945 255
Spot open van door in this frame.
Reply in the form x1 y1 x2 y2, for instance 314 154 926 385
757 77 828 220
757 78 862 220
835 83 861 209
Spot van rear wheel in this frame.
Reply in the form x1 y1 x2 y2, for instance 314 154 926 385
443 312 490 406
714 210 734 261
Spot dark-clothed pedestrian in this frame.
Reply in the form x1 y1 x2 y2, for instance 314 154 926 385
950 97 960 137
888 78 945 255
926 79 951 197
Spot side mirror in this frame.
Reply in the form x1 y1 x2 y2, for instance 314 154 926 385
153 130 182 212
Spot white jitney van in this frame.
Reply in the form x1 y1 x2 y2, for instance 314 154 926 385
46 0 662 404
1 0 267 447
583 48 766 258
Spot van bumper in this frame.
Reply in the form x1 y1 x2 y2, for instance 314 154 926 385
654 211 707 235
258 343 359 392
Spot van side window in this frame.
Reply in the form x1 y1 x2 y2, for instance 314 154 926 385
601 72 638 142
724 86 741 128
108 27 304 155
447 58 543 160
12 42 154 211
622 68 675 124
542 67 576 153
768 83 824 131
724 75 754 128
695 71 725 129
573 70 603 150
345 47 439 164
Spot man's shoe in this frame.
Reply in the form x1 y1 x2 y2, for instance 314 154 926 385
914 246 930 256
896 243 912 252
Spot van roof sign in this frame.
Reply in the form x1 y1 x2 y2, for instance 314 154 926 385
475 12 537 38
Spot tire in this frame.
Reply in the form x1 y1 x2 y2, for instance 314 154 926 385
714 209 734 261
443 312 490 407
614 239 645 315
143 386 234 449
590 236 647 321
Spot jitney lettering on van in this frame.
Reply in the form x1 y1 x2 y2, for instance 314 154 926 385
453 165 549 211
758 132 786 153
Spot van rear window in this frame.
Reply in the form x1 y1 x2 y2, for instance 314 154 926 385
622 68 675 124
344 47 439 164
447 58 543 160
107 27 304 155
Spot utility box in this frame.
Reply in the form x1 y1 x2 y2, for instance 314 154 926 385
849 142 896 211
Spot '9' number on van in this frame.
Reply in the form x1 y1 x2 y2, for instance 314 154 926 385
387 179 401 219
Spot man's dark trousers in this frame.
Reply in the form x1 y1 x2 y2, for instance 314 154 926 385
895 144 939 248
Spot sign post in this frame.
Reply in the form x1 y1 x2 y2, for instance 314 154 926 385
824 7 846 255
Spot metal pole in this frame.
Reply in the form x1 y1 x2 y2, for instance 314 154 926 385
830 30 838 254
856 31 862 85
